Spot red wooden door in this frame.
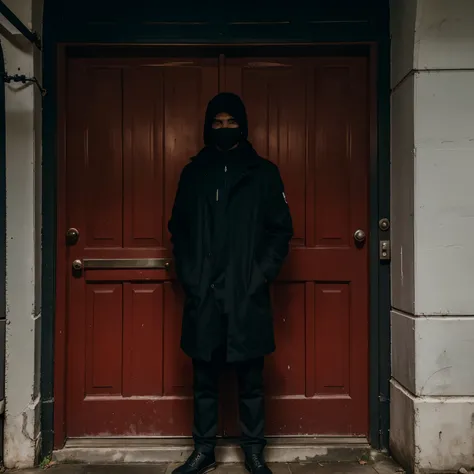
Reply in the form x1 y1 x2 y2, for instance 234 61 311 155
223 57 369 435
65 58 218 436
62 54 369 439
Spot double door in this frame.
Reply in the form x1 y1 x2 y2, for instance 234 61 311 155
62 54 369 438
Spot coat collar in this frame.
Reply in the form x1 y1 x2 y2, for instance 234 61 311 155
191 141 262 207
191 141 261 170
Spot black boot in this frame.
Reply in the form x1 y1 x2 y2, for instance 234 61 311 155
172 450 217 474
245 453 272 474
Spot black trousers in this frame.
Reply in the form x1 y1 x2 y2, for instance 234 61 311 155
192 346 266 455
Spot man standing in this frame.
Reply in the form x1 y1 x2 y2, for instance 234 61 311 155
169 93 293 474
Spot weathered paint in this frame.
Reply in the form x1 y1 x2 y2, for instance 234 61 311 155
0 17 7 468
1 0 43 468
390 0 474 471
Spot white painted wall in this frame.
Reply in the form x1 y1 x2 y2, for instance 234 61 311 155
392 0 474 317
1 0 42 468
414 70 474 315
390 0 474 472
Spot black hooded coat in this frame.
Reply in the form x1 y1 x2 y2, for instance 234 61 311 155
168 93 293 362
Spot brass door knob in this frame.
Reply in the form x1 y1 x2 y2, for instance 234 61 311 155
72 259 83 271
353 229 366 243
66 228 80 245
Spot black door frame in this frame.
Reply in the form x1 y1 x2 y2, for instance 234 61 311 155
40 5 390 458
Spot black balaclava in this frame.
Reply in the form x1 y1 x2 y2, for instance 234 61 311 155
203 92 249 151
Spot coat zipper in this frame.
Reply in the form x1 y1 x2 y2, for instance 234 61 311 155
217 165 228 202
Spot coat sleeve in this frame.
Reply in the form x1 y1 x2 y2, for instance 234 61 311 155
258 164 294 282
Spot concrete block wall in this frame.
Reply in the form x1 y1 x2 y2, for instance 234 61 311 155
390 0 474 472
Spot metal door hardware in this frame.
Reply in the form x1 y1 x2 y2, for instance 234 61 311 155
72 259 83 271
379 218 390 231
353 229 366 243
66 228 80 245
380 240 391 261
81 258 172 270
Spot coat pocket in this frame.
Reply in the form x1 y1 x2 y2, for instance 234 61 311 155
249 261 268 296
183 294 199 313
248 262 272 324
176 260 201 299
181 280 200 299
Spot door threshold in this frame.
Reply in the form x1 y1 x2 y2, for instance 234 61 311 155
54 437 373 464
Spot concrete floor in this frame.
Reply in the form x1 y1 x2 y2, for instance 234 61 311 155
16 459 403 474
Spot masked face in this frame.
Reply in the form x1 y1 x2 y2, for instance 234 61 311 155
211 112 242 151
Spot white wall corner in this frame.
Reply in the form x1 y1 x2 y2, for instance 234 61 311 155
415 398 474 473
3 395 41 469
391 75 415 315
414 0 474 71
390 0 474 472
414 317 474 397
390 0 417 87
391 380 474 473
2 0 42 468
390 380 416 473
413 71 474 316
391 311 416 393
